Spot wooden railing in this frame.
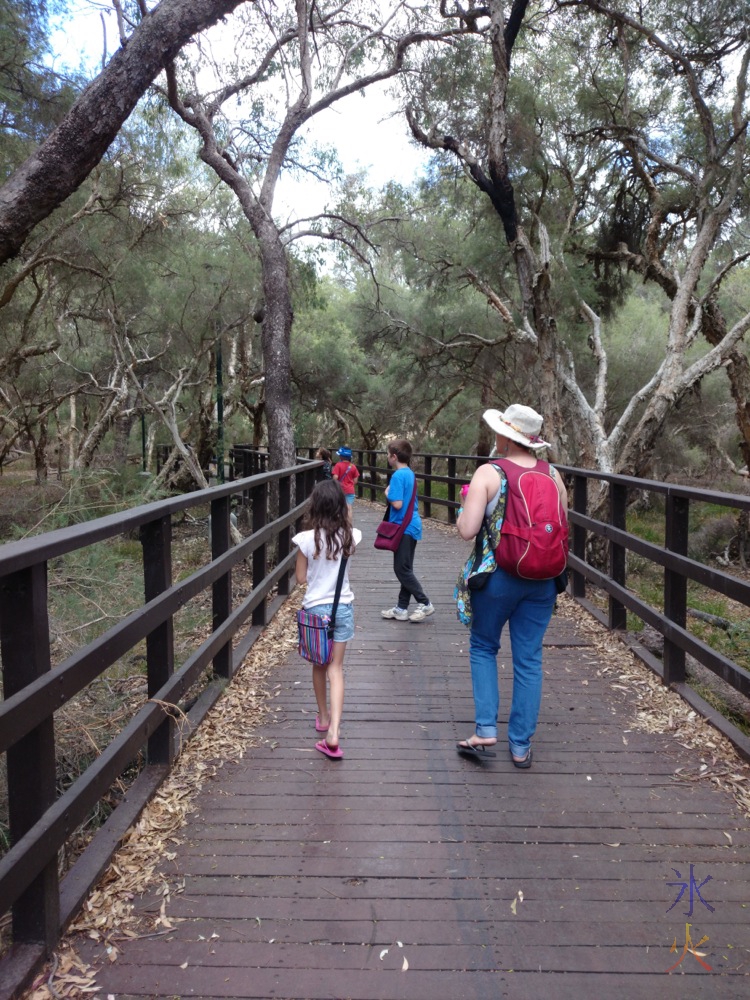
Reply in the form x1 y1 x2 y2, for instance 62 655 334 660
293 446 750 760
0 461 318 996
2 445 749 995
556 465 750 761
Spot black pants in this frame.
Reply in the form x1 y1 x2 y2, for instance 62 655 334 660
393 535 429 608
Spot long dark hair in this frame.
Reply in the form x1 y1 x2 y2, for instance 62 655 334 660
305 480 355 559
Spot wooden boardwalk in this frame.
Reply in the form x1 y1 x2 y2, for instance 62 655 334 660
75 503 749 999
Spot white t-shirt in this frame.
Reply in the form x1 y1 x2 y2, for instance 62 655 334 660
292 528 362 608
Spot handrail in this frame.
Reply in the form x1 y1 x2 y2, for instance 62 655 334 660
286 446 750 759
3 444 750 994
0 460 319 995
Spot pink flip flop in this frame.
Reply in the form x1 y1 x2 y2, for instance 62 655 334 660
315 740 343 760
315 715 329 733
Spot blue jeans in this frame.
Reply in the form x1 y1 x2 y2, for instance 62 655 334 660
469 567 555 755
306 601 355 642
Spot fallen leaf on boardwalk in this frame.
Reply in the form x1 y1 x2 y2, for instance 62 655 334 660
402 957 409 971
29 597 306 995
510 899 517 915
380 949 389 960
724 832 733 845
557 598 750 819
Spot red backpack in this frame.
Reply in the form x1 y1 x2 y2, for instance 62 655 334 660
491 459 568 580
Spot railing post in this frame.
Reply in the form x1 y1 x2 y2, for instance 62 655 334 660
608 482 627 631
0 564 59 949
423 455 432 519
664 494 689 685
277 473 292 596
251 479 268 627
571 474 587 599
356 450 364 498
447 457 457 525
210 494 232 680
369 451 377 501
141 515 175 766
241 450 251 505
295 469 307 533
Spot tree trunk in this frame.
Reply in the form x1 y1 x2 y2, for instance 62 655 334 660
68 395 78 470
477 378 494 457
258 220 295 469
34 416 48 484
485 3 564 458
252 404 265 449
75 378 129 469
112 409 136 470
146 421 158 473
194 397 215 472
702 299 750 469
0 0 250 264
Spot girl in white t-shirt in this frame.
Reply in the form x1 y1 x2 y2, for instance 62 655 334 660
293 481 362 759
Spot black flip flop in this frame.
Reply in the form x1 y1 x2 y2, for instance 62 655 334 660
456 738 496 757
511 748 533 768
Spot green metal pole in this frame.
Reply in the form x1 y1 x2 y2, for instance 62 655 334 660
216 341 224 484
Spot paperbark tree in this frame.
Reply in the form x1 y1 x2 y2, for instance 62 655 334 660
568 0 750 473
408 0 567 456
405 0 750 476
164 0 459 467
0 0 253 265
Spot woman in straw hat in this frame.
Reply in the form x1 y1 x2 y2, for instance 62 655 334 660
455 404 568 767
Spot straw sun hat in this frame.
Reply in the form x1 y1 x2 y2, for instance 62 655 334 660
483 404 550 450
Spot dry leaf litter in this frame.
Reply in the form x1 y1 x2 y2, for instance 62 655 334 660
23 593 302 1000
557 594 750 818
21 557 750 996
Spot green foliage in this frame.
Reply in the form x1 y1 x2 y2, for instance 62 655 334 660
8 470 156 536
2 0 748 480
0 0 78 175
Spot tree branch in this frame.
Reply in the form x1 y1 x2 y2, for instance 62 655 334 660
0 0 252 264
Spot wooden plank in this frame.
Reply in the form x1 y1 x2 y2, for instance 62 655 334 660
69 966 748 999
69 503 750 998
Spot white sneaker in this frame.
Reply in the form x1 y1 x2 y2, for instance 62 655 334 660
409 602 435 622
382 606 409 620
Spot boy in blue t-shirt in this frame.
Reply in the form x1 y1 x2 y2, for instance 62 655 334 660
380 438 434 623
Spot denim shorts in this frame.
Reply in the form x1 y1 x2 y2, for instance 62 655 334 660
344 493 355 505
306 601 355 642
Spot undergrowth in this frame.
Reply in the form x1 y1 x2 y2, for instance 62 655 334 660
0 472 232 875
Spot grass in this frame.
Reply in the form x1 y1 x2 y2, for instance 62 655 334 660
623 502 750 670
690 679 750 737
0 483 238 871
